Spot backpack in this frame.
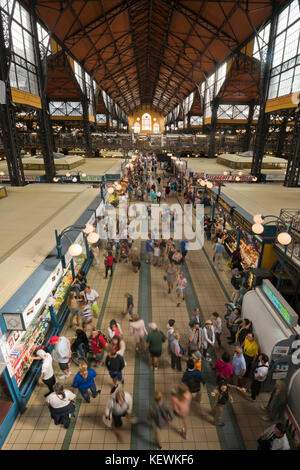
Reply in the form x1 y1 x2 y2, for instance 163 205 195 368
231 275 242 290
184 374 201 393
97 331 109 345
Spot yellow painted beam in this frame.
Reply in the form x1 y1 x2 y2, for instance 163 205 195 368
11 88 41 109
265 93 300 113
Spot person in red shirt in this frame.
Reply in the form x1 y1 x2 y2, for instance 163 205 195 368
212 352 233 384
90 328 108 367
104 251 114 279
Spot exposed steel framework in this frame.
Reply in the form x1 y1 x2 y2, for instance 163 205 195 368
26 0 286 115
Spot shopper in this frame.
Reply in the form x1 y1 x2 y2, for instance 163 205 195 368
166 319 176 354
45 382 76 429
212 352 233 384
170 331 183 372
180 238 188 264
67 291 80 328
124 292 134 318
91 243 100 266
105 389 133 441
226 307 242 344
211 312 222 348
105 345 126 393
72 362 101 403
104 251 114 278
108 319 123 340
181 359 206 402
170 384 192 440
146 235 154 264
129 314 148 353
235 318 253 346
70 329 89 360
211 380 246 426
78 294 95 332
83 285 100 316
28 349 56 397
90 328 108 367
111 336 126 357
176 272 188 307
189 307 201 328
172 249 183 273
153 242 161 267
261 380 287 422
202 320 215 361
250 353 269 401
213 242 226 271
131 247 141 273
242 332 259 376
231 346 247 387
188 322 203 355
165 263 177 294
146 322 166 370
48 335 72 379
257 423 290 450
147 391 173 450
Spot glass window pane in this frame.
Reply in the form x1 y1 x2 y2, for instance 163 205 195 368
273 32 285 67
277 7 288 34
292 65 300 92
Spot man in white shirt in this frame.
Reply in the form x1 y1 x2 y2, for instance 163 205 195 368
28 349 56 397
48 335 72 380
84 285 100 315
250 353 269 401
258 423 290 450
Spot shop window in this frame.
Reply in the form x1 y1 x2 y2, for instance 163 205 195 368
133 122 140 133
142 113 151 131
153 122 160 133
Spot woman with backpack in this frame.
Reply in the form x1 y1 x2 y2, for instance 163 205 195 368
72 362 101 403
90 328 108 367
147 391 173 450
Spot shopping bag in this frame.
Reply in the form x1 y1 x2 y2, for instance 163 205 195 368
92 303 99 317
102 413 112 428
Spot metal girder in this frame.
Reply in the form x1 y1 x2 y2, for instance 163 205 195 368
208 99 219 158
284 102 300 187
243 100 255 152
31 0 55 183
251 1 279 178
0 7 25 186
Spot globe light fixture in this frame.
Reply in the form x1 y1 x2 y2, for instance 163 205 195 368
206 181 213 189
72 177 77 183
252 176 258 182
238 171 243 176
277 232 292 246
87 231 100 244
253 214 264 224
223 171 228 176
107 187 114 194
252 223 264 234
68 243 83 257
200 179 206 187
81 172 86 178
0 171 5 176
66 172 71 177
53 177 59 182
235 176 240 182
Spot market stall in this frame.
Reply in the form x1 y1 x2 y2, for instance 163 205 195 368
242 279 300 392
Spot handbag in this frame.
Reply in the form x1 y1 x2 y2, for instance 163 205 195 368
163 275 167 281
102 412 112 428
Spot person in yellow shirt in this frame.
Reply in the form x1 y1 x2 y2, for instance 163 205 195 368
242 332 258 376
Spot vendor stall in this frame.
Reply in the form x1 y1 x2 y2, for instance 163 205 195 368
242 279 300 393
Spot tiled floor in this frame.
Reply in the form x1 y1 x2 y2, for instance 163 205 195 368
2 171 273 451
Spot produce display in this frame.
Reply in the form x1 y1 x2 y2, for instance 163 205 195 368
240 239 259 269
53 271 73 313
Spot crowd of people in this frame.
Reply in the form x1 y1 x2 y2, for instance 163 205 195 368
26 154 290 450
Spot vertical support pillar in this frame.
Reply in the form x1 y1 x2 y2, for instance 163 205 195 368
251 4 278 179
243 101 255 152
284 105 300 187
0 9 25 186
276 115 288 158
30 1 55 182
106 112 110 131
82 91 93 158
208 99 219 158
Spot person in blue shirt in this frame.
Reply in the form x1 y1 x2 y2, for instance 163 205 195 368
181 359 206 402
146 235 154 264
180 238 188 264
213 242 226 270
72 362 101 403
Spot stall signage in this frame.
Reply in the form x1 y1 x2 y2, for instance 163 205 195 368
206 174 254 182
218 199 231 213
232 211 252 232
80 175 103 182
2 262 63 330
262 280 298 327
0 175 42 182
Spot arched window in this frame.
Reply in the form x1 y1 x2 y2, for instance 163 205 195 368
153 122 160 134
133 122 140 133
142 113 152 131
